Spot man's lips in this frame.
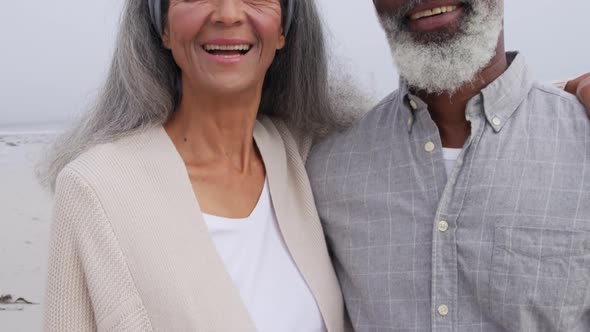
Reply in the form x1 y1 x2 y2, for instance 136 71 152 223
409 5 460 20
406 1 465 32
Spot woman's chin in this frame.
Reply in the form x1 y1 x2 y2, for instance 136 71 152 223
195 74 261 97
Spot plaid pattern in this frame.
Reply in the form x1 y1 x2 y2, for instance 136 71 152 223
307 53 590 332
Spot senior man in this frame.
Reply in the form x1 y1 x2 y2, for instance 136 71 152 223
308 0 590 331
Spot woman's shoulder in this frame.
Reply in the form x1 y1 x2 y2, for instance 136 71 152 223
59 126 169 191
258 116 314 162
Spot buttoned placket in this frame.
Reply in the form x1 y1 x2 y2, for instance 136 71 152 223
409 94 488 331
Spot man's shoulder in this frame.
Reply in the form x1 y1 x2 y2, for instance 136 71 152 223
527 81 587 118
306 90 403 181
309 91 401 159
357 90 404 129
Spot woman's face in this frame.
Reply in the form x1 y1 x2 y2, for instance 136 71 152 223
163 0 285 97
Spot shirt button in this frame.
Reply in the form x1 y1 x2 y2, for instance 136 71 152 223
409 100 418 110
407 117 414 127
438 304 449 317
424 141 436 153
492 117 501 126
438 220 449 232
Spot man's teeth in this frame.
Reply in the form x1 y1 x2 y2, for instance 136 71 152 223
410 5 459 20
203 44 251 52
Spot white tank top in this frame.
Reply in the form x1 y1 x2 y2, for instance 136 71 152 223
202 179 326 332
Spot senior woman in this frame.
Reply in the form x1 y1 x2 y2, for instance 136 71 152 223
42 0 590 331
42 0 351 331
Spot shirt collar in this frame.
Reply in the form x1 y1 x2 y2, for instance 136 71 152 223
400 52 534 133
399 82 427 132
479 52 533 132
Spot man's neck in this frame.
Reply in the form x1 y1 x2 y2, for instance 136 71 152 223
414 38 508 148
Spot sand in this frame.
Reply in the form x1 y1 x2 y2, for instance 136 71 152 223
0 132 54 331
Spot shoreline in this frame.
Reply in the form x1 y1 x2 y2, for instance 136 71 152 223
0 124 62 136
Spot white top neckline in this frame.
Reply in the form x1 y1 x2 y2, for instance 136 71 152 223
202 178 269 223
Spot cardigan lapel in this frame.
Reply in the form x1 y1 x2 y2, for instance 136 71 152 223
253 119 344 331
141 127 258 331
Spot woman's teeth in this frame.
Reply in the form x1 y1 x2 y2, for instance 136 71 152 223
204 44 251 52
410 5 459 20
203 44 252 58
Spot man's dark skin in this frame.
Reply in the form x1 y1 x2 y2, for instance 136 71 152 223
375 0 590 148
566 73 590 110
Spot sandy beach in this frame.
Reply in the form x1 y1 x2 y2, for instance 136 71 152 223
0 133 54 331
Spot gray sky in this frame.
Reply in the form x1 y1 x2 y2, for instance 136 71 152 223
1 0 589 126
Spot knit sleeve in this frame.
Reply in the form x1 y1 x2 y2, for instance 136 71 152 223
43 167 152 332
43 168 99 331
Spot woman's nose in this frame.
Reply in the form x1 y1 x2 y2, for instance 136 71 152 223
210 0 246 27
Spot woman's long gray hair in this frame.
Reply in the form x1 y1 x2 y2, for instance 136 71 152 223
40 0 368 191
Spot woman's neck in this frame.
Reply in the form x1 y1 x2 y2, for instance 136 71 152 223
164 84 262 174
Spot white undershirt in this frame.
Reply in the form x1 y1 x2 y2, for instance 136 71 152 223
442 147 463 177
202 179 326 332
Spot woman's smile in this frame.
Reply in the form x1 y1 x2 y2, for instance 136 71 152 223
201 38 254 64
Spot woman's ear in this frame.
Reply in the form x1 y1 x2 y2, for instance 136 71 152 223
277 35 286 50
277 28 286 50
162 26 171 50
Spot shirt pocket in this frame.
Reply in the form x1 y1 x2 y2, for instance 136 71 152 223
489 226 590 331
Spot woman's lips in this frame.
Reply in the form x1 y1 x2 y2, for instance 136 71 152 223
407 4 464 32
201 40 254 64
203 44 252 58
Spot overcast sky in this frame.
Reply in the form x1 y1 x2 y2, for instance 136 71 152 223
1 0 589 127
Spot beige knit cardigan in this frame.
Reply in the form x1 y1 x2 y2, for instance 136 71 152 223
44 117 349 331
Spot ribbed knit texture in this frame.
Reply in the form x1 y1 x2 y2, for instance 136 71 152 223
44 117 349 331
45 168 153 331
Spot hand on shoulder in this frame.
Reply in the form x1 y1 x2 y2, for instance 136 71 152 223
565 73 590 114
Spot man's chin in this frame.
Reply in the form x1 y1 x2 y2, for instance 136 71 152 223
381 0 504 95
408 28 463 45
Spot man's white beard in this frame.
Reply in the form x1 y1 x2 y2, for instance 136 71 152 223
379 0 504 95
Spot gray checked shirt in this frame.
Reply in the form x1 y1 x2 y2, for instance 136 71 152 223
307 53 590 332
